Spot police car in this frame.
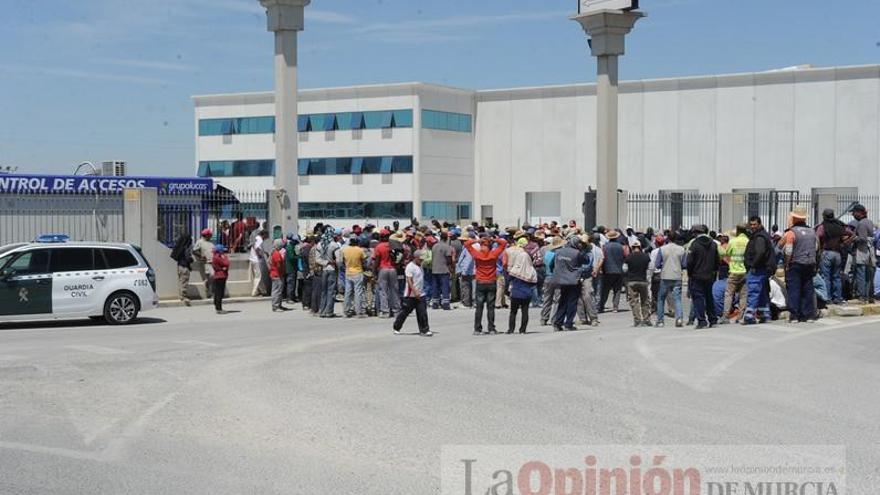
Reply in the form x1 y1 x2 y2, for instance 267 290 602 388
0 235 158 325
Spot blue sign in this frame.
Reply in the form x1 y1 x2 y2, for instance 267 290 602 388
0 174 214 194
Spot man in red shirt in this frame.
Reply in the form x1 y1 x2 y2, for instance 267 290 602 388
372 230 401 318
464 234 507 334
269 239 290 312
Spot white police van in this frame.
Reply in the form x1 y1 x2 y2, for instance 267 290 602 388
0 235 158 325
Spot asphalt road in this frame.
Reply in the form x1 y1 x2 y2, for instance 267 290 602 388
0 301 878 493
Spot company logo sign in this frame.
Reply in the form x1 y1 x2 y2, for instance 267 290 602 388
0 174 213 194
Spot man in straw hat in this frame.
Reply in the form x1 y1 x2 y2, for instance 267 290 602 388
575 234 600 327
599 229 627 313
779 209 819 323
540 236 565 326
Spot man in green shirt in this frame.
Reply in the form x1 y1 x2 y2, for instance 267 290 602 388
722 224 750 323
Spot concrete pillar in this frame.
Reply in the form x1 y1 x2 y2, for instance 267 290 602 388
572 9 643 229
259 0 310 234
616 189 628 230
720 193 747 232
123 188 176 300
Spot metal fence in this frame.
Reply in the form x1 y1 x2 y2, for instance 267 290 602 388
157 189 269 252
627 191 880 233
0 191 125 244
627 193 721 231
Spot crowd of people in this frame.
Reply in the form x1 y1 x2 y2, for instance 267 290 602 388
169 203 880 335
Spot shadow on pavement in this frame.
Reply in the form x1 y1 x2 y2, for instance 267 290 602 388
0 317 167 331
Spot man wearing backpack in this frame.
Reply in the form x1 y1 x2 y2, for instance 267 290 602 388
171 233 193 306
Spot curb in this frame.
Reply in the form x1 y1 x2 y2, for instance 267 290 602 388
159 296 269 308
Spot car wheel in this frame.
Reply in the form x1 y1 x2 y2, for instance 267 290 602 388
104 292 139 325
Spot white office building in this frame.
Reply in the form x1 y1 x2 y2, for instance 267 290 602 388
194 64 880 228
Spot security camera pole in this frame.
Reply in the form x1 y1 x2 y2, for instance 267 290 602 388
259 0 310 234
572 0 643 229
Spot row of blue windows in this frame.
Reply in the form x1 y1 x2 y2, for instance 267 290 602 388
297 110 413 132
301 202 413 220
199 117 275 136
198 110 413 136
298 156 412 175
422 110 472 133
198 109 473 136
198 160 275 177
422 201 472 220
197 156 414 178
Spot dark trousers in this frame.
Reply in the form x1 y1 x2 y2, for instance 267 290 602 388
786 263 816 322
285 272 297 302
431 273 451 308
554 285 578 328
301 277 313 310
474 282 497 332
599 273 623 312
310 274 323 314
393 297 429 333
508 297 530 333
690 278 717 326
213 279 226 311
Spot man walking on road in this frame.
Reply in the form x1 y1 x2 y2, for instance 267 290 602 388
393 250 432 336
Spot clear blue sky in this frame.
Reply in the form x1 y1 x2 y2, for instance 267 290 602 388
1 0 878 177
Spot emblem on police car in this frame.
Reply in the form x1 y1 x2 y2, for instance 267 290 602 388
18 288 28 303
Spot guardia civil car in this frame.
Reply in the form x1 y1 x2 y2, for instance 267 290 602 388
0 236 158 325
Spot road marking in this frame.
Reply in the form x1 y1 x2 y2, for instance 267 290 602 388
172 340 221 348
635 335 710 393
0 355 25 361
66 345 133 355
636 317 880 393
760 324 799 333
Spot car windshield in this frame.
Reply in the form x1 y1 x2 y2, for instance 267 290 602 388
0 244 26 267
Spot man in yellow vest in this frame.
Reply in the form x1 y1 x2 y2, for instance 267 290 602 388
722 224 750 323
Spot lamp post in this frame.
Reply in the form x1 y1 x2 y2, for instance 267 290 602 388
258 0 310 235
572 1 643 229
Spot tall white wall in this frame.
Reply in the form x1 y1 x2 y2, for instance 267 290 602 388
475 65 880 227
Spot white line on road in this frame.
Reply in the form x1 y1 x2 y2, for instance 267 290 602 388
0 354 25 361
172 340 221 348
66 345 133 355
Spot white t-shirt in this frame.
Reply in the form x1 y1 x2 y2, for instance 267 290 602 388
404 261 424 298
249 236 264 263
